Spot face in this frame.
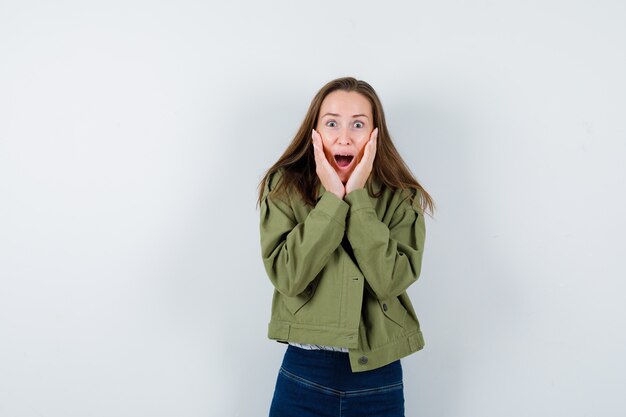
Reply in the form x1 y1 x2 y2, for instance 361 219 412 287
315 90 374 184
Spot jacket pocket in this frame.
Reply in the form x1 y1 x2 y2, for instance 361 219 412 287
378 297 407 328
282 281 318 315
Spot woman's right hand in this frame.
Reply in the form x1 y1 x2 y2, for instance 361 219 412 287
312 129 345 200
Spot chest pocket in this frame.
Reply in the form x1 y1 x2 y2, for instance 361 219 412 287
282 281 318 315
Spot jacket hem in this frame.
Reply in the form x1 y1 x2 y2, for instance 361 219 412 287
347 330 425 372
268 321 359 349
268 320 425 372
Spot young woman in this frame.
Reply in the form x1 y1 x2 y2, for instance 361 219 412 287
257 76 435 417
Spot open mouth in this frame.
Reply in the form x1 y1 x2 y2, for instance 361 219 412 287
334 153 354 168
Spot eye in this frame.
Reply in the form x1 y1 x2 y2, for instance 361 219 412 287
354 121 364 128
326 121 337 127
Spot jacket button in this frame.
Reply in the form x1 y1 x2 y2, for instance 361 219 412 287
383 303 388 311
358 356 368 365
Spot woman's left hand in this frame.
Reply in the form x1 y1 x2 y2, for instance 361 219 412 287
345 128 378 195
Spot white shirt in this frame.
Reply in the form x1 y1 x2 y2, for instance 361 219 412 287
288 342 349 353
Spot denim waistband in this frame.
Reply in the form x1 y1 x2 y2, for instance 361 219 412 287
280 344 403 392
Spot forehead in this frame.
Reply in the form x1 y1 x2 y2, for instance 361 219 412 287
319 90 372 116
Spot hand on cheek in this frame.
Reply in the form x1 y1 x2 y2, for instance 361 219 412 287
311 129 345 199
345 128 378 195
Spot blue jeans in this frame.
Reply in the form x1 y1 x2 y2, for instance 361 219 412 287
269 345 405 417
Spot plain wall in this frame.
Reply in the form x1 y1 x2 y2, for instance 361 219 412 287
1 0 625 416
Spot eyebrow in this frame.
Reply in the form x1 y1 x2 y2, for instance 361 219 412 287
321 113 369 119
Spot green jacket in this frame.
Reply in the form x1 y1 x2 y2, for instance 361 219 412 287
259 168 426 372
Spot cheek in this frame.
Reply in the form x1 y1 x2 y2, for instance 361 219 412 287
359 131 371 146
320 137 333 152
322 145 334 161
358 140 369 155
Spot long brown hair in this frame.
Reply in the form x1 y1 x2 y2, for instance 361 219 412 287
256 76 435 217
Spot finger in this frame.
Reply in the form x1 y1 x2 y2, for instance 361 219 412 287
313 131 335 174
370 127 378 143
362 143 371 164
313 130 325 155
368 137 376 163
313 130 324 154
312 132 323 166
315 130 325 151
362 136 375 166
314 131 332 164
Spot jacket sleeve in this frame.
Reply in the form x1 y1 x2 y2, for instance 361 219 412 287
259 171 350 297
344 187 426 300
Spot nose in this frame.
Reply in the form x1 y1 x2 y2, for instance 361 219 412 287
337 127 352 144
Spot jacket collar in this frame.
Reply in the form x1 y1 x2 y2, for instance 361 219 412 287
315 175 383 200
